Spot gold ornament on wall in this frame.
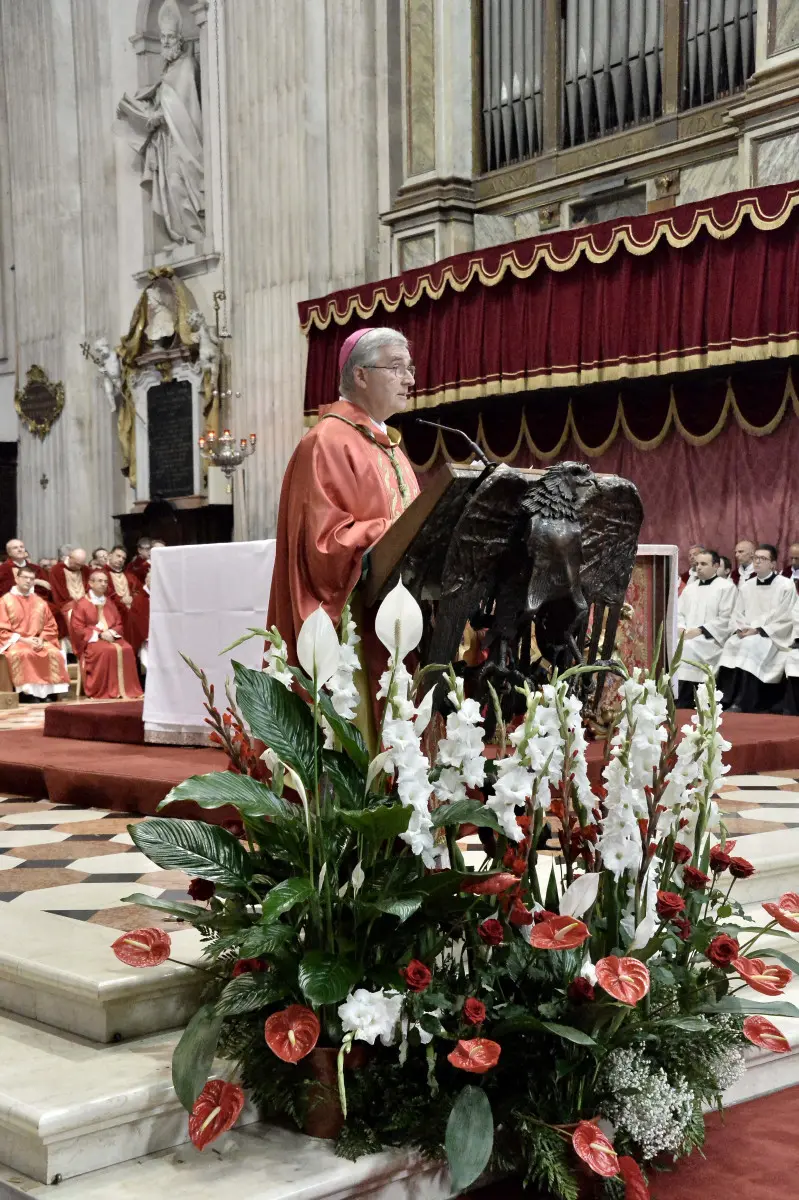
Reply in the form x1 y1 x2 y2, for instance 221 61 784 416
15 365 65 439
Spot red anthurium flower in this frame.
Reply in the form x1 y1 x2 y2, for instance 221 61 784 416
447 1038 501 1074
111 927 171 968
595 956 651 1005
264 1005 320 1063
762 892 799 933
743 1015 791 1054
528 914 591 950
619 1155 650 1199
189 1078 245 1150
462 873 518 895
571 1121 619 1177
731 957 792 996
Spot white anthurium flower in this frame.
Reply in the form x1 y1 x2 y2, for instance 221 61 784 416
580 955 598 985
629 908 659 951
365 749 395 792
338 881 349 898
414 686 436 733
559 871 600 919
317 861 328 892
351 861 365 894
261 749 309 819
296 606 341 687
374 578 423 661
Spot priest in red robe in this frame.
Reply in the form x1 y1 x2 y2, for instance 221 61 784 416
0 539 52 603
103 545 139 640
128 569 151 670
70 569 143 699
0 566 70 701
268 327 419 728
49 547 90 638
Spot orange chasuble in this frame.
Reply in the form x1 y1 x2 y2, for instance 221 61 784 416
268 399 420 667
0 592 69 696
70 595 143 700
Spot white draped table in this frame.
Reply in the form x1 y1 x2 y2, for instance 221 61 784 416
143 540 276 745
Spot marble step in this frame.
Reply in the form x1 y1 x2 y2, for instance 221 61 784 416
0 1124 452 1200
723 970 799 1107
0 904 204 1043
0 1010 257 1185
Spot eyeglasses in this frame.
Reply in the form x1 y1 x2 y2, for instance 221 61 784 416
363 363 416 380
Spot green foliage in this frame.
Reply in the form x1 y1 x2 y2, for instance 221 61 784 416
215 972 289 1015
119 892 208 922
298 951 360 1005
131 818 252 889
159 772 298 821
171 1003 224 1112
234 662 317 790
445 1086 494 1193
260 878 314 921
517 1122 580 1200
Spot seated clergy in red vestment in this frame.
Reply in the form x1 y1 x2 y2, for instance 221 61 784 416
268 327 420 723
70 570 143 699
128 570 151 670
0 566 69 701
49 547 90 639
0 538 53 603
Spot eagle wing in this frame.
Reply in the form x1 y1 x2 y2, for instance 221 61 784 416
426 465 535 667
577 475 644 606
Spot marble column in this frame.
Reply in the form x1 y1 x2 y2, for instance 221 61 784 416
1 0 120 556
224 0 386 540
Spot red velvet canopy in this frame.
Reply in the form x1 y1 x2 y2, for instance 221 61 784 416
299 181 799 417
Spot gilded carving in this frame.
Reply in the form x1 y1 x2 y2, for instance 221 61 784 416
15 365 65 440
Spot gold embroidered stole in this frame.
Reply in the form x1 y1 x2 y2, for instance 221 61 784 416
321 413 413 510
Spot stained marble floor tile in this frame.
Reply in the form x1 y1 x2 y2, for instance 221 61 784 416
66 852 156 876
8 882 162 910
0 831 70 848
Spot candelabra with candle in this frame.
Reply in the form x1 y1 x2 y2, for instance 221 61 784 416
198 389 257 493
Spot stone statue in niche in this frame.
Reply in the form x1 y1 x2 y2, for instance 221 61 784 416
116 0 204 247
187 309 220 397
145 277 178 345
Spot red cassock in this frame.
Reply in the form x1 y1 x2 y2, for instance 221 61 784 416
128 587 150 654
49 562 90 638
70 596 143 699
0 592 70 695
0 560 53 603
128 555 150 584
102 567 139 640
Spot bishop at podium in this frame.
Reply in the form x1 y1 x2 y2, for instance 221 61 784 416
268 328 419 710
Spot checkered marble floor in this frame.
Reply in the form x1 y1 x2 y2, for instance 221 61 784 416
0 770 797 931
0 796 192 932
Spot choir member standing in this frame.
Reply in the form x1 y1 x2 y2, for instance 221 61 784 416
0 566 69 702
674 550 736 708
49 547 90 638
718 544 797 712
128 569 151 671
70 570 143 699
104 545 138 639
128 538 152 584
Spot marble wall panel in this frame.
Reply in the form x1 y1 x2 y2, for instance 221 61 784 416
679 156 741 205
398 231 437 271
473 213 516 249
755 129 799 187
406 0 436 176
770 0 799 56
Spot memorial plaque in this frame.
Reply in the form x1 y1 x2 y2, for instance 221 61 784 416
15 365 64 440
147 380 195 498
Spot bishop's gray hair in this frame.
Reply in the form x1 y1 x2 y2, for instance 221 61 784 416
339 328 409 399
57 544 74 561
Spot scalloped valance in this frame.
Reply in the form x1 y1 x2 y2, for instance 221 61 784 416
299 182 799 418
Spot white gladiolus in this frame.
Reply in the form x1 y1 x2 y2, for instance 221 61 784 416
296 606 341 688
375 578 423 661
327 606 361 720
378 654 439 867
338 988 403 1046
264 627 293 690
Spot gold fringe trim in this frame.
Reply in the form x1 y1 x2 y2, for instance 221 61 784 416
300 186 799 332
401 367 799 472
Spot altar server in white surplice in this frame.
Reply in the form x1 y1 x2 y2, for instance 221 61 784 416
718 544 797 712
785 607 799 715
675 550 737 708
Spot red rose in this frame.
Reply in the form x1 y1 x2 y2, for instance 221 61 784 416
232 957 268 977
655 890 685 920
728 857 755 880
673 916 692 941
478 918 504 946
188 878 216 901
400 959 432 992
671 843 692 865
683 865 710 890
463 997 487 1025
709 846 731 874
567 977 596 1004
533 909 557 924
706 934 740 968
